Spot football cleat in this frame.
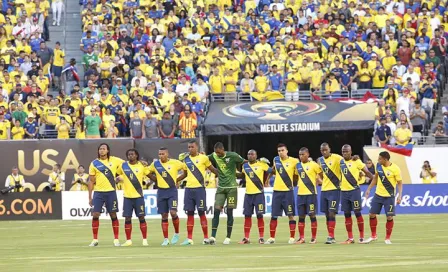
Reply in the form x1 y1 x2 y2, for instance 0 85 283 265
288 238 296 244
264 237 275 244
89 239 99 247
385 239 392 245
258 238 265 244
223 237 231 245
202 238 210 245
113 239 121 247
309 238 317 244
142 239 149 246
121 240 132 247
209 237 216 245
171 234 180 245
361 236 378 244
295 238 305 244
325 237 333 244
340 239 355 244
161 238 170 246
238 238 250 244
358 238 364 244
180 239 194 246
331 238 337 244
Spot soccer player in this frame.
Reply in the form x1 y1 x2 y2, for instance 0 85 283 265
208 142 245 245
88 143 124 247
116 149 150 247
340 144 374 244
317 143 343 244
148 147 185 246
238 149 272 244
363 151 403 244
295 147 322 244
265 143 299 245
179 140 219 246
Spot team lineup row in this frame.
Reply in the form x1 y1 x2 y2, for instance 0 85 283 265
87 141 403 247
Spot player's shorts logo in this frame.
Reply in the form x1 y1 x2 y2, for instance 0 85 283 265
223 102 326 121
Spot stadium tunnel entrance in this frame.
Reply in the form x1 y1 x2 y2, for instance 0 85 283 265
205 129 373 160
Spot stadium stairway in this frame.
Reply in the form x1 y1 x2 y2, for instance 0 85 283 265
49 0 84 95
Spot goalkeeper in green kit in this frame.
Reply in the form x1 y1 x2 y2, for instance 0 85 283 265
208 142 246 245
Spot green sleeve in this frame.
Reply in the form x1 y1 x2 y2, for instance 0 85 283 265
233 152 244 164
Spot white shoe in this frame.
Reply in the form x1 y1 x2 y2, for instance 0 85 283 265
89 239 98 247
264 237 275 244
113 239 121 247
288 237 296 244
385 239 392 245
223 237 231 245
361 236 378 244
52 21 56 26
202 238 210 245
57 22 60 26
121 240 132 247
142 239 149 246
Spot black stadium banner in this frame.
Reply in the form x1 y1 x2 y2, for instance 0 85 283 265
204 101 376 136
0 139 191 192
134 138 190 162
0 192 62 220
0 139 133 192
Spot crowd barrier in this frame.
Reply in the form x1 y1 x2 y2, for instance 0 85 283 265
2 185 446 221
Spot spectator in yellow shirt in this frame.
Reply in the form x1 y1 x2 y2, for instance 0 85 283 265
56 117 71 139
11 120 24 140
394 121 412 146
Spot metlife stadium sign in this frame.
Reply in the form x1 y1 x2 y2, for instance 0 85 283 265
60 184 448 220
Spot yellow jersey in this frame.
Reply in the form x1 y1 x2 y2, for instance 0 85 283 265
117 161 150 198
318 153 343 191
340 159 365 191
273 156 299 191
375 163 402 198
295 161 322 195
53 48 65 67
183 154 211 188
0 120 11 140
89 156 124 192
71 173 89 191
11 127 24 140
243 161 269 195
148 159 184 189
44 106 60 125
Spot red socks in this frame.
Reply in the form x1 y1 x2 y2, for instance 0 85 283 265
370 217 378 237
386 219 394 239
162 219 169 238
200 214 208 239
187 215 194 239
257 217 264 238
345 216 353 239
298 221 305 239
327 220 336 239
112 219 119 239
125 221 132 240
289 220 296 239
172 216 180 234
92 218 99 239
244 217 252 239
311 220 317 239
140 221 147 239
356 215 364 239
269 219 278 238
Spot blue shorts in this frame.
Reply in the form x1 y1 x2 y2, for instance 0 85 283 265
92 191 118 213
243 193 265 216
320 190 340 213
341 188 362 212
52 65 62 77
272 191 295 217
370 194 396 216
297 194 318 216
157 188 178 214
184 187 206 212
123 197 145 218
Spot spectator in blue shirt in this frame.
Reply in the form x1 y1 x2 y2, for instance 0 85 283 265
23 114 39 139
269 65 283 91
162 31 176 57
375 117 392 145
188 97 204 123
80 31 98 53
340 64 353 91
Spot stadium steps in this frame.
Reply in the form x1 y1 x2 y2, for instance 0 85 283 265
49 0 85 94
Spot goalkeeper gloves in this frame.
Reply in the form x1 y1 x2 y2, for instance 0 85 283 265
259 157 270 164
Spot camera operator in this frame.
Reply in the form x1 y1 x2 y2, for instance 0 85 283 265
3 167 25 193
70 165 89 191
420 160 437 184
47 164 65 191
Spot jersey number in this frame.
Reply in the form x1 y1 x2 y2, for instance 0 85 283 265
389 205 394 212
258 204 264 211
288 205 293 212
279 167 283 174
249 172 254 178
172 200 177 207
324 167 329 173
113 201 117 210
190 165 195 172
300 172 305 179
343 168 348 175
354 201 359 208
331 201 337 208
130 173 134 180
104 169 109 176
200 200 204 208
228 197 235 204
310 204 315 211
162 171 167 178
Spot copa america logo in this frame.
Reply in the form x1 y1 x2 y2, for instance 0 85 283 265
223 102 326 120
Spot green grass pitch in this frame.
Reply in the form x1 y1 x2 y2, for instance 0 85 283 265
0 214 447 272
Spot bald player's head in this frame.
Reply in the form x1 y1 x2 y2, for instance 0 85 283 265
299 147 309 163
320 142 331 158
247 149 257 162
341 144 352 160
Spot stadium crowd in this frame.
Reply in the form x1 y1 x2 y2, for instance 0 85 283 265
0 0 448 141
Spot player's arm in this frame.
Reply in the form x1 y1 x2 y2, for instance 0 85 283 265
315 163 323 185
88 175 95 207
396 178 403 204
364 172 377 199
177 170 188 182
361 166 374 181
207 164 219 176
